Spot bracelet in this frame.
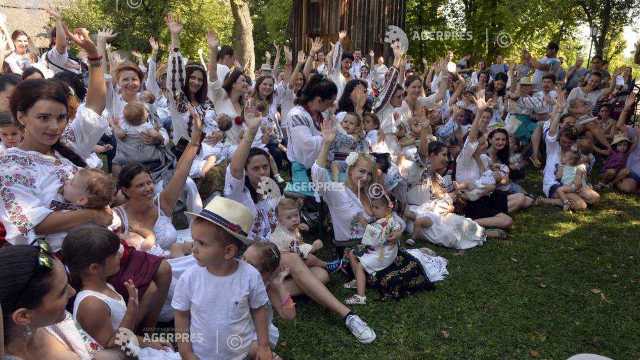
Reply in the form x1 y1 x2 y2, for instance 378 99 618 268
88 60 103 68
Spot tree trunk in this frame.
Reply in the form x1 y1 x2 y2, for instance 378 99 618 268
230 0 255 79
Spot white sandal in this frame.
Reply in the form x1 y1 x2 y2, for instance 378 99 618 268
345 294 367 305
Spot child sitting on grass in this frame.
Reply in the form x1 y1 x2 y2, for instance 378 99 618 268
345 192 404 305
270 197 344 273
596 133 636 190
555 148 594 211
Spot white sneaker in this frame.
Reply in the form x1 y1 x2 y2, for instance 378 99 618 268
345 314 376 344
343 279 357 289
405 238 416 246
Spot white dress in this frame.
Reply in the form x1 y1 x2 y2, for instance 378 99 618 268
208 79 243 144
411 189 486 250
358 213 405 274
0 104 108 251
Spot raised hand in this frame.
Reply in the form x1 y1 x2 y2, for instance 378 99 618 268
369 50 375 58
554 90 566 112
96 28 118 44
283 46 292 64
207 30 219 49
45 7 62 21
148 36 159 52
131 50 143 59
124 279 139 313
624 93 637 110
297 50 306 64
188 106 204 144
338 30 347 42
165 13 183 35
321 116 336 143
68 28 99 57
310 37 323 54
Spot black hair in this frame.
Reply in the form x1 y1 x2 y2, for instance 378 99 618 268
428 140 448 156
222 69 247 105
9 79 86 167
341 52 354 62
547 42 559 52
0 245 55 342
337 79 369 113
62 225 120 289
0 111 16 127
117 162 149 195
54 71 87 102
185 63 208 104
217 45 234 62
592 55 603 62
404 75 423 90
295 74 338 106
21 67 44 80
244 147 273 203
542 73 556 83
488 128 510 165
0 73 21 92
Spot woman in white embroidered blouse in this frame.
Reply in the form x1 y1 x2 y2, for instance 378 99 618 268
2 30 37 75
165 15 217 145
205 28 251 145
0 28 111 251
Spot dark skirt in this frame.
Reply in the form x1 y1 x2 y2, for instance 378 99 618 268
109 243 163 300
366 249 434 300
463 190 509 220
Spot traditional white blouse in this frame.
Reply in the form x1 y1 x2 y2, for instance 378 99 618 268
208 79 243 144
311 163 373 242
0 104 108 251
285 105 323 168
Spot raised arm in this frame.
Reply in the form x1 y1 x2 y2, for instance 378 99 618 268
160 107 204 215
46 8 67 55
230 105 262 179
145 37 161 97
316 116 337 168
615 93 637 132
67 27 106 114
206 30 219 83
372 42 404 113
548 91 566 138
304 37 322 78
288 50 305 88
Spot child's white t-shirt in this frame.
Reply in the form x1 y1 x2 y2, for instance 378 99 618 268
120 121 154 135
171 260 269 360
543 121 561 196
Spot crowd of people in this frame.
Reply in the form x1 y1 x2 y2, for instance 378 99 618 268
0 9 637 360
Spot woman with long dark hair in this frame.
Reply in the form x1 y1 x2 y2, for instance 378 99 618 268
165 14 216 147
0 27 109 251
285 73 337 196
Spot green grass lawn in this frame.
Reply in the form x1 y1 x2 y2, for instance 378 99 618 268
274 172 640 360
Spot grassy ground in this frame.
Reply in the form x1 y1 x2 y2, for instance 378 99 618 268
273 171 640 360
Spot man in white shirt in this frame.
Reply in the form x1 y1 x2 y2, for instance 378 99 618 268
532 42 560 88
350 49 365 79
216 45 234 83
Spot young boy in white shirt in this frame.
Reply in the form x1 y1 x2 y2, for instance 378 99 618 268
173 196 273 360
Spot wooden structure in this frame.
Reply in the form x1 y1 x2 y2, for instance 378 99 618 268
288 0 406 60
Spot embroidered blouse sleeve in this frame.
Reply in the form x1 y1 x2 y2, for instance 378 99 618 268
167 50 187 106
62 104 110 160
145 58 161 98
0 162 52 244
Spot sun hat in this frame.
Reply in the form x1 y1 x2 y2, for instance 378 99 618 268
186 196 254 244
